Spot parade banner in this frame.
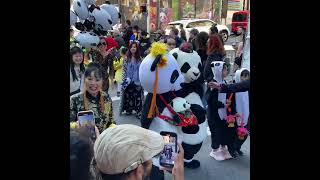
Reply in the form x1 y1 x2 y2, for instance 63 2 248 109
228 0 243 11
149 1 158 32
159 8 173 31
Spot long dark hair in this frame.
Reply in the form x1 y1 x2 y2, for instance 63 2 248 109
126 41 141 62
70 46 85 81
195 31 209 51
207 35 226 56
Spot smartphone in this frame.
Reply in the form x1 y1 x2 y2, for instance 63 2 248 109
159 131 178 168
77 110 96 140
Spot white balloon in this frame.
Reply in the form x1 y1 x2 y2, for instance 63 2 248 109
75 31 99 48
90 7 113 31
70 10 77 26
100 4 120 25
72 0 89 20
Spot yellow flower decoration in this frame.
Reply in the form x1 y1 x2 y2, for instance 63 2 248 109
158 56 168 68
70 122 78 129
150 42 168 57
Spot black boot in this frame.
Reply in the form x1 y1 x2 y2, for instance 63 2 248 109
184 159 200 169
229 150 238 158
236 149 244 156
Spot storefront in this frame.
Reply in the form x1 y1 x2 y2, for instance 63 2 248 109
118 0 225 32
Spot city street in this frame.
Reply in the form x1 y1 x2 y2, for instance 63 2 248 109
109 66 250 180
109 34 250 179
111 98 250 180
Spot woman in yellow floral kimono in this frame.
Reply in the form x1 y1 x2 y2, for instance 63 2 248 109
113 47 127 96
70 63 116 133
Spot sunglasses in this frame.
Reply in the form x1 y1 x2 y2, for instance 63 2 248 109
98 42 107 46
168 43 176 46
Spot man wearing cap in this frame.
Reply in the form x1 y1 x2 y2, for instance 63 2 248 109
188 28 199 50
154 29 167 42
139 31 151 58
111 29 126 48
93 124 184 180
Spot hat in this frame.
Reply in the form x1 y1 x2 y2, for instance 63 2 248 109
141 31 148 36
94 124 164 175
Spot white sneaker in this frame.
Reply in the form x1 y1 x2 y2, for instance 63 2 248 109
209 149 225 161
219 146 233 159
224 151 233 159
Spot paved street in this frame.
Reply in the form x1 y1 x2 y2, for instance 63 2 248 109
107 35 249 180
110 92 250 180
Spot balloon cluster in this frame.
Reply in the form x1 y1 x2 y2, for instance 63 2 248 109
70 0 121 48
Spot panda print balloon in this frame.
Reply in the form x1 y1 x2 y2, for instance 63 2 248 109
70 10 78 26
72 0 89 20
75 31 99 48
100 4 120 25
89 5 113 31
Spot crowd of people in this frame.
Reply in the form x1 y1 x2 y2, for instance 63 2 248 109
70 18 249 180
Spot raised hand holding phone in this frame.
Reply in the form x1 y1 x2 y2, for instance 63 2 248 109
160 143 184 180
77 110 97 140
159 131 178 169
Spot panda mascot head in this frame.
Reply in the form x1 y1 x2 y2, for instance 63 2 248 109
139 41 187 126
100 4 121 25
72 0 89 20
170 42 202 83
74 31 99 49
170 42 204 98
139 42 185 95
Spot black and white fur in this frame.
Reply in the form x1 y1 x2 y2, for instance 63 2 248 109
170 48 207 168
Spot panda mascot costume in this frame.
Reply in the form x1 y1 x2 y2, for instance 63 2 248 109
140 42 200 179
170 42 207 169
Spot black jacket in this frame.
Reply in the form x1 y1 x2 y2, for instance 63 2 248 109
219 79 251 129
139 38 151 57
196 49 208 74
205 81 235 121
123 26 133 46
220 80 250 93
203 52 225 82
114 35 126 48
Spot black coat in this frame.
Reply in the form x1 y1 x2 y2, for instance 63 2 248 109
139 38 151 57
196 49 208 74
219 79 250 130
203 52 225 82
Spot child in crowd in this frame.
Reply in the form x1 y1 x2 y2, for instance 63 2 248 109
206 61 236 161
232 68 250 156
113 47 127 97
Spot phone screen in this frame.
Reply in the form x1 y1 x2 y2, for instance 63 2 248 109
159 132 177 168
78 111 96 140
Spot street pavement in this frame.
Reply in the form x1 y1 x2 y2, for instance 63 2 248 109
108 36 250 180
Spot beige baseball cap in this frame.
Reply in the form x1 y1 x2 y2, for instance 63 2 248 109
94 124 164 175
